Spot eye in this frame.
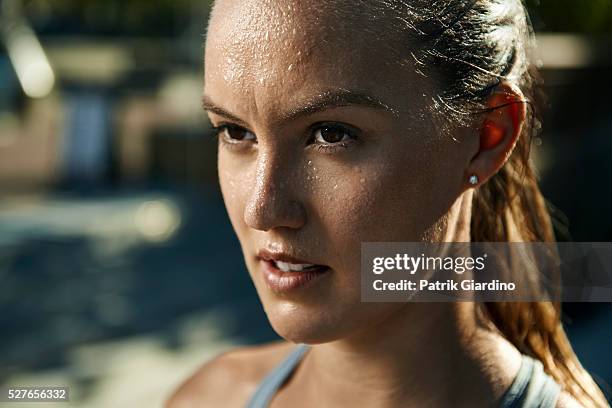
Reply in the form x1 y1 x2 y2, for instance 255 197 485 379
213 124 256 144
312 123 357 145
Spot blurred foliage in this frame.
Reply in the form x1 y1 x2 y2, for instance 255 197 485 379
525 0 612 33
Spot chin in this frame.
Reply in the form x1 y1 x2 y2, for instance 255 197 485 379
259 296 354 344
261 295 394 345
268 313 349 345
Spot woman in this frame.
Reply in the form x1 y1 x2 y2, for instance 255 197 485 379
168 0 608 407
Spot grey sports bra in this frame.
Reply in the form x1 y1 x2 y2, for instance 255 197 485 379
245 344 561 408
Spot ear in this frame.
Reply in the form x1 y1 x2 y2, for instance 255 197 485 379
464 81 527 188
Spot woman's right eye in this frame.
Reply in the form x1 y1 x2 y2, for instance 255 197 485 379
213 124 256 144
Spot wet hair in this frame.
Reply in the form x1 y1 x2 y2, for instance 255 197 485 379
378 1 607 406
396 1 534 118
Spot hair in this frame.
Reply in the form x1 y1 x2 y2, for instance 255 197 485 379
384 0 608 406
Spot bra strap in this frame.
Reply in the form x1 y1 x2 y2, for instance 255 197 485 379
499 355 561 408
245 344 310 408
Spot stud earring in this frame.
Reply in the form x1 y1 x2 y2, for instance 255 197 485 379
468 174 479 185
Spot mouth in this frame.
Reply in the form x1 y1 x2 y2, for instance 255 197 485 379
269 259 328 273
256 249 331 292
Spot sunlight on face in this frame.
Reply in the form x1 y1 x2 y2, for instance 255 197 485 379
204 0 473 343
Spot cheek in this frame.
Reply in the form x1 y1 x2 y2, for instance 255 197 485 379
218 153 249 236
314 138 464 270
318 154 436 244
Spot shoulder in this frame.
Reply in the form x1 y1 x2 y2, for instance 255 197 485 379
555 391 585 408
165 341 298 408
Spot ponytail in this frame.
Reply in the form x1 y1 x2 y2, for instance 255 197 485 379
376 1 610 404
471 93 609 407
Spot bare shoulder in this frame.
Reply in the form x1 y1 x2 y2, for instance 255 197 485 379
165 341 298 408
555 391 585 408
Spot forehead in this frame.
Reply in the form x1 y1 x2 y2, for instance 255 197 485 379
204 0 424 120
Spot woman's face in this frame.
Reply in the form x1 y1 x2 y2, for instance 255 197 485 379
204 0 476 343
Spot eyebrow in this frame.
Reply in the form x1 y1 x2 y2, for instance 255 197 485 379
201 88 399 126
201 97 249 127
282 88 400 120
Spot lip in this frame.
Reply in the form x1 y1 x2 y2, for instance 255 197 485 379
256 249 331 293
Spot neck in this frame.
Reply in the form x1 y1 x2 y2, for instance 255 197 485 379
288 191 521 407
297 302 520 408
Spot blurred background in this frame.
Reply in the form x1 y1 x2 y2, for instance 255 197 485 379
0 0 611 406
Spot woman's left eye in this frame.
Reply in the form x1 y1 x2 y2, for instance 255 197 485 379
312 123 358 149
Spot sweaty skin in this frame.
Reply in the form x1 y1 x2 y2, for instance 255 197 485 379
205 0 478 344
167 1 565 407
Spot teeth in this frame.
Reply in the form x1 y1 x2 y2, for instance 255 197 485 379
275 261 316 272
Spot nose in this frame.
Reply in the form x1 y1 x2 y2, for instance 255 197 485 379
244 150 307 231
